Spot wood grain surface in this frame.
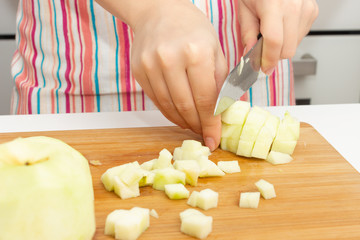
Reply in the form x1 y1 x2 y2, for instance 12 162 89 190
1 123 360 240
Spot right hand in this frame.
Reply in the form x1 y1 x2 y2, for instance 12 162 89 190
129 0 228 151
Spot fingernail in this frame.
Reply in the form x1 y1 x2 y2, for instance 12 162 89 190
265 67 275 76
205 137 215 152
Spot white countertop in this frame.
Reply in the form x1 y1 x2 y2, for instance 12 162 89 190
0 104 359 173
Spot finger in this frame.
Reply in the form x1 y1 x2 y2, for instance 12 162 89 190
214 46 228 93
162 63 202 134
281 1 301 59
238 0 260 55
259 2 284 75
298 0 319 43
186 49 221 151
141 54 190 129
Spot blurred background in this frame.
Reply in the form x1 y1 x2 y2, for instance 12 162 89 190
1 0 359 115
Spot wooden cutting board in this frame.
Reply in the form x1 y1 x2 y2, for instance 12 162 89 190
1 123 360 240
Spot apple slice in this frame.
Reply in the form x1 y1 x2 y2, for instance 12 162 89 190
214 96 235 116
101 161 139 191
119 163 144 186
217 160 241 173
164 183 190 200
239 192 261 208
271 139 298 155
173 160 200 186
152 149 174 169
266 150 293 165
221 123 243 154
255 179 276 199
236 106 270 157
187 191 200 207
251 115 280 159
180 209 213 239
152 168 186 191
221 100 250 125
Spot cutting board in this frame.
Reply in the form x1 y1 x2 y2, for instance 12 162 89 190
1 123 360 239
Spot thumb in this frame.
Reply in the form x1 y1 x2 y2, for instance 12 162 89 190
238 1 260 55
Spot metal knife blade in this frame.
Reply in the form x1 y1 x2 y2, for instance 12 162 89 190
214 37 263 115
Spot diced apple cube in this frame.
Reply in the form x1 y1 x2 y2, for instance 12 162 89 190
140 159 155 171
266 151 293 165
173 147 183 161
113 177 140 200
152 168 186 191
173 160 200 186
198 158 225 177
187 191 200 207
196 189 219 210
119 163 144 186
138 170 155 187
152 149 173 169
180 209 213 239
101 162 137 191
164 184 190 200
239 192 260 209
105 207 150 240
255 179 276 200
221 100 250 125
236 140 254 157
217 160 241 173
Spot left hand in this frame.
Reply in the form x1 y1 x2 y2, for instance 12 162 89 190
238 0 319 75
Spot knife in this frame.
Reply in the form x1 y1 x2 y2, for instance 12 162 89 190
214 36 263 116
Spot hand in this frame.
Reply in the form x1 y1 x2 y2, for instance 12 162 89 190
238 0 319 75
130 0 228 151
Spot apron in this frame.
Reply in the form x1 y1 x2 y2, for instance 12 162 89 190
11 0 294 114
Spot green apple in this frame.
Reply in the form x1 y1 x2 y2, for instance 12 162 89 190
113 176 140 199
152 168 186 191
101 161 140 191
217 160 241 173
271 139 298 155
221 123 243 154
138 170 155 187
0 136 95 240
266 150 293 165
140 159 155 171
105 207 150 240
255 179 276 200
164 183 190 200
180 209 213 239
174 140 211 161
173 160 200 186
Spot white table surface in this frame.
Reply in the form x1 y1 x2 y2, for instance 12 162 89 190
0 104 359 173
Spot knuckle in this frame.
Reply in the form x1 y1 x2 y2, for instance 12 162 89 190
185 42 213 65
175 101 194 114
159 100 175 112
194 95 214 111
156 46 176 69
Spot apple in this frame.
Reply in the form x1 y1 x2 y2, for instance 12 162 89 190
113 176 140 199
198 157 225 177
164 183 190 200
187 189 219 210
266 151 293 165
152 148 174 169
239 192 261 208
152 168 186 191
101 161 140 191
219 100 300 161
173 160 200 186
173 140 210 161
214 96 235 116
140 159 155 171
105 207 150 240
0 136 95 240
217 160 241 173
150 209 159 219
255 179 276 199
180 209 213 239
237 106 270 157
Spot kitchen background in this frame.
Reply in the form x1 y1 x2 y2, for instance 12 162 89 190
0 0 359 115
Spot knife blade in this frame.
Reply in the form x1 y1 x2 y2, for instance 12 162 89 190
214 37 263 115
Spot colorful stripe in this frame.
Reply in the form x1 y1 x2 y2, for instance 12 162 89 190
11 0 294 115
